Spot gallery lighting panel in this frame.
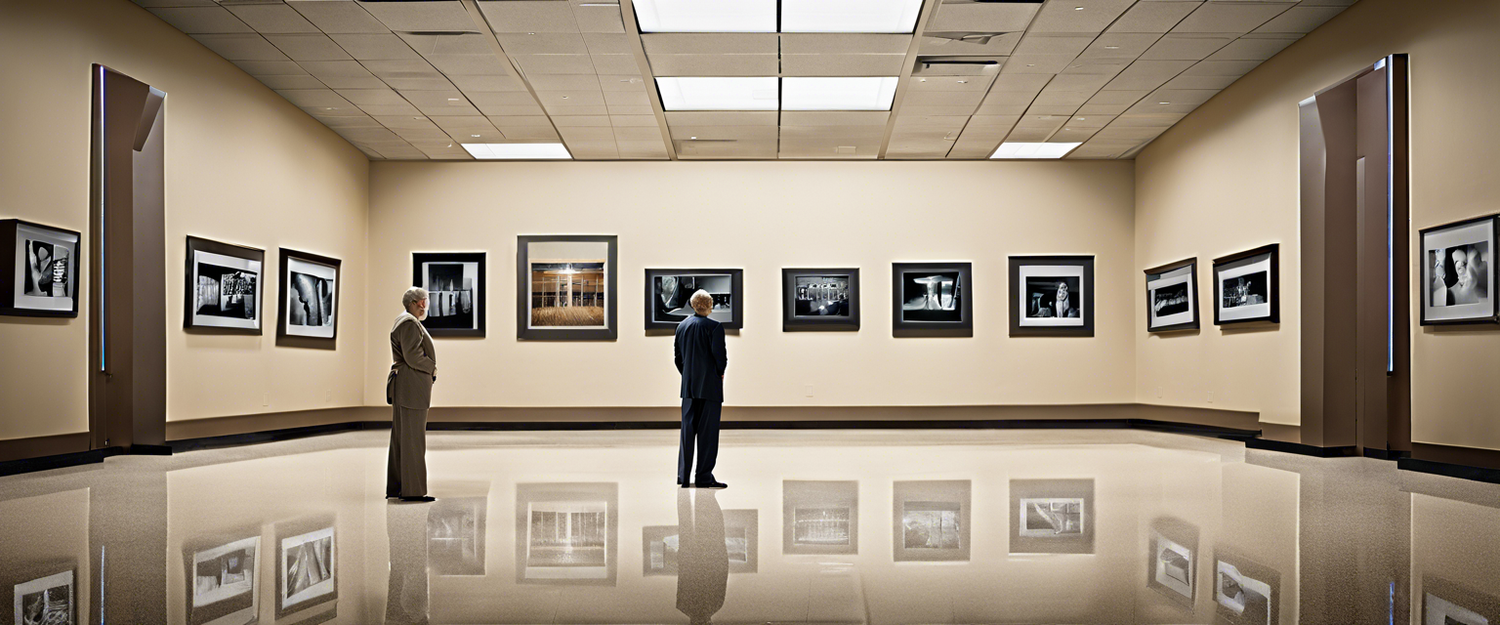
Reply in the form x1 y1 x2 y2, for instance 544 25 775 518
634 0 923 33
461 143 574 160
656 77 899 112
989 142 1083 160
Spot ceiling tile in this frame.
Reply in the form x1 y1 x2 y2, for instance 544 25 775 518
1173 2 1294 35
147 7 251 33
536 90 607 107
907 75 996 93
1139 34 1236 60
616 141 669 159
1160 73 1238 90
581 33 636 55
599 75 649 91
1002 54 1078 75
918 32 1022 56
361 1 478 32
1078 33 1163 60
676 138 776 159
781 33 911 54
469 92 547 116
643 33 778 55
553 115 614 127
573 3 626 33
669 125 780 141
782 54 907 76
647 54 779 77
611 114 660 127
190 34 288 61
399 91 484 116
266 34 352 62
528 74 604 91
1026 0 1136 33
591 54 640 74
498 126 562 141
488 115 555 127
327 33 419 61
665 111 779 126
498 33 590 55
450 74 530 92
224 4 319 34
513 54 600 74
1012 34 1095 57
1108 2 1201 33
287 1 389 34
1254 5 1343 34
928 2 1041 34
276 89 354 109
232 60 308 76
478 1 580 33
781 111 890 126
612 126 662 142
1204 34 1299 61
255 74 325 90
1101 59 1194 91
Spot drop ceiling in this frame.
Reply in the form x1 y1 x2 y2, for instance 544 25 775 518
132 0 1357 160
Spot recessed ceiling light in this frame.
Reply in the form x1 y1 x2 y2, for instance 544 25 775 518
412 117 422 120
447 98 461 102
461 143 572 160
1027 64 1036 67
1076 117 1085 120
1158 101 1171 105
956 80 968 84
1074 6 1084 10
470 134 481 138
690 136 697 139
781 0 923 33
782 77 899 111
561 95 569 99
1104 46 1120 49
633 0 776 32
656 76 779 111
990 142 1082 159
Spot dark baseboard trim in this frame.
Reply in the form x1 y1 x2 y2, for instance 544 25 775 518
1363 447 1411 461
1410 442 1500 472
1242 436 1359 458
168 422 388 454
0 432 91 465
0 447 121 477
1398 457 1500 485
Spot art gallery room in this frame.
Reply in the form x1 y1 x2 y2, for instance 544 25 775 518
4 0 1500 623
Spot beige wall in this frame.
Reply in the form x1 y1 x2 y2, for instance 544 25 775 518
1134 0 1500 448
368 160 1135 408
0 0 368 441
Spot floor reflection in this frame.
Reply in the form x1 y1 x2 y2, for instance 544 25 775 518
2 429 1500 624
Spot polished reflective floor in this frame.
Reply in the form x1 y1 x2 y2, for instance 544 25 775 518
3 428 1500 624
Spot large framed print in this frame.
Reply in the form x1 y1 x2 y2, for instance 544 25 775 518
1419 215 1497 325
1008 478 1094 555
183 534 259 625
184 236 263 333
515 483 618 586
413 252 486 337
782 268 859 331
13 567 75 625
1144 258 1199 332
1213 244 1279 325
275 519 337 620
277 248 341 344
2 220 80 318
517 235 617 341
645 268 743 330
892 262 972 337
1010 255 1094 337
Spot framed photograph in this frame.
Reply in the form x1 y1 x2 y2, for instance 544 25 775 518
517 235 617 341
1146 517 1199 609
783 480 858 555
1009 479 1094 554
893 480 970 562
184 236 262 333
1145 258 1199 332
1214 550 1281 625
643 509 758 576
1419 215 1497 325
275 521 337 619
1010 255 1095 337
645 268 743 330
429 497 487 576
1422 576 1500 625
413 252 485 337
515 483 618 585
184 534 259 625
13 568 74 625
782 268 859 331
277 248 341 344
1213 244 1279 325
2 220 80 318
892 262 972 337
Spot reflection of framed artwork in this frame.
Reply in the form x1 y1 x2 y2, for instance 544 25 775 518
184 236 263 333
2 220 81 318
1145 517 1199 610
517 235 617 341
413 252 485 337
429 497 487 576
782 268 859 331
515 483 618 585
1213 549 1281 625
13 567 75 625
1010 255 1094 337
1009 479 1094 554
893 480 970 562
645 268 743 330
892 262 972 337
1419 215 1498 325
1145 258 1199 333
1421 576 1500 625
783 480 859 555
277 248 341 345
642 510 758 576
1213 244 1279 325
275 519 337 620
184 534 259 625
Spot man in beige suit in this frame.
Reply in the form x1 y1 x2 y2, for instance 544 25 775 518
388 287 437 502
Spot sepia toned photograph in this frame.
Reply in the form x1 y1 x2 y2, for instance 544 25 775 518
645 269 743 330
278 524 336 617
891 263 972 336
1145 258 1199 332
1010 256 1094 336
517 236 617 340
184 236 263 332
515 483 618 585
278 249 341 343
3 220 80 318
413 252 485 337
1420 215 1498 325
14 569 73 625
783 268 860 331
1009 479 1095 554
1213 244 1279 325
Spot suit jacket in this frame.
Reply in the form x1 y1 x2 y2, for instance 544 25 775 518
389 314 437 410
675 314 727 401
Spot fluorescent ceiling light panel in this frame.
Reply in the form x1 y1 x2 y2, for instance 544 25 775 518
633 0 776 32
782 0 923 33
461 143 573 159
656 77 779 111
782 77 899 111
990 142 1083 159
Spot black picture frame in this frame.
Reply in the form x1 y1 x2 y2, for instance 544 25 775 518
274 516 338 621
517 235 618 341
644 268 744 331
1212 244 1280 326
892 262 973 337
412 252 486 338
1009 255 1095 337
2 219 82 318
782 268 860 331
184 236 264 334
1144 257 1199 333
1418 214 1499 325
277 248 342 347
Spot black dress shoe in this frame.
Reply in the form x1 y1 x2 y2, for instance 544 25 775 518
398 496 437 503
694 481 728 489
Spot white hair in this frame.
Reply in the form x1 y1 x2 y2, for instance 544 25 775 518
689 289 713 316
402 286 429 312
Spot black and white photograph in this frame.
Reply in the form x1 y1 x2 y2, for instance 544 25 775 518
1420 215 1498 325
1146 518 1199 608
1213 244 1279 325
277 248 341 344
186 535 258 625
893 480 970 562
1421 576 1500 625
892 262 972 336
782 268 860 331
1216 559 1274 625
517 236 618 341
783 480 859 555
642 509 757 576
1019 498 1084 536
429 497 486 576
515 483 617 585
14 569 73 625
644 269 743 330
3 220 80 318
413 252 485 337
184 237 263 332
1145 258 1199 332
1010 256 1095 337
278 525 336 617
1009 479 1095 554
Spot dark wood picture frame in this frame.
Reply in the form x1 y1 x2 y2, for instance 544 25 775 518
2 219 82 318
516 235 618 341
184 235 264 334
1144 257 1200 333
892 262 973 337
412 251 487 338
644 268 744 331
1009 255 1095 337
1212 243 1279 326
276 247 342 347
1418 214 1499 325
782 267 860 331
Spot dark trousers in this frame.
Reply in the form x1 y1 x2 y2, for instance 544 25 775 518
678 398 722 484
387 405 429 498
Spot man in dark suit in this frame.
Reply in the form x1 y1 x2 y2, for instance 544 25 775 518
675 289 728 489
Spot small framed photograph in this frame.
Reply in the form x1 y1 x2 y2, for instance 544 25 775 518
1010 255 1095 337
517 235 618 341
1213 244 1279 325
185 236 264 333
1422 576 1500 625
893 480 970 562
275 518 337 620
1146 517 1199 609
515 483 618 585
183 533 260 625
1214 549 1282 625
413 252 486 337
1009 478 1094 554
277 248 341 345
782 268 859 331
892 262 972 337
1419 215 1497 325
644 268 743 330
783 480 859 555
13 568 75 625
2 219 81 318
1144 258 1199 332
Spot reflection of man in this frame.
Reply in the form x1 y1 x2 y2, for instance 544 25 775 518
384 500 430 624
676 489 728 625
25 241 54 297
1432 251 1454 307
1054 281 1079 318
